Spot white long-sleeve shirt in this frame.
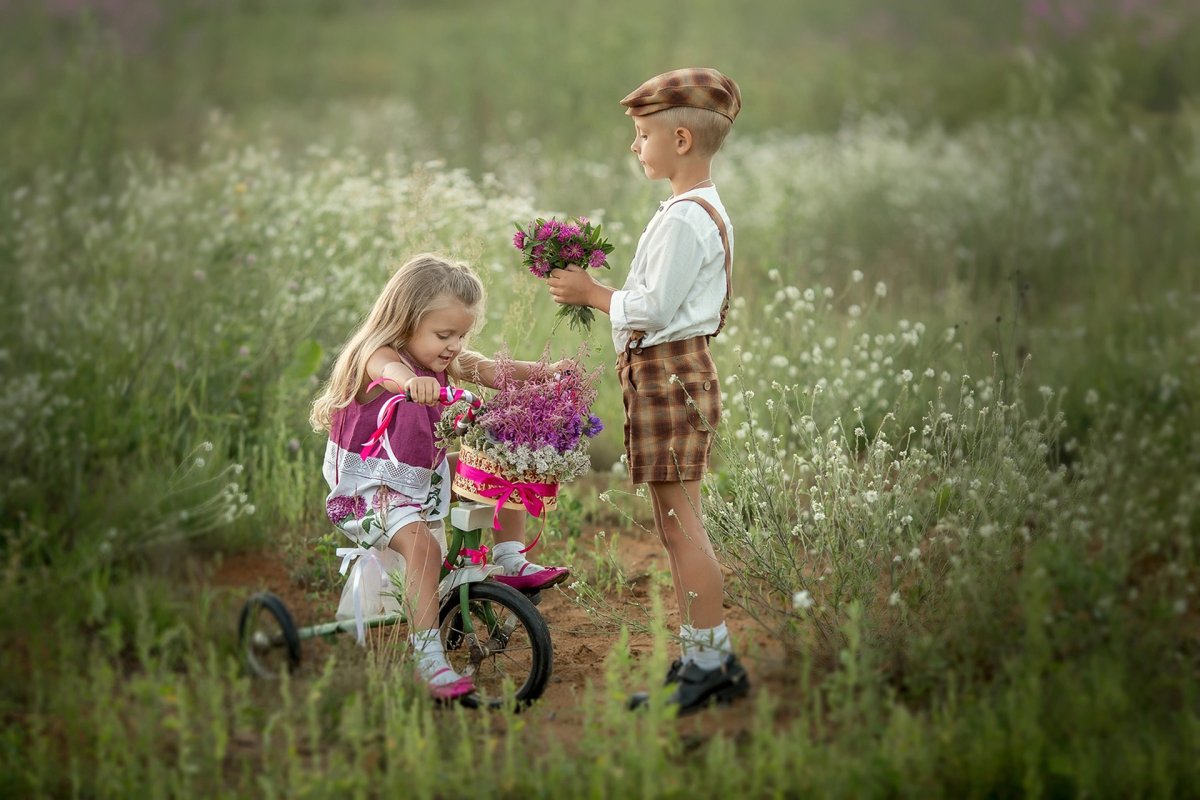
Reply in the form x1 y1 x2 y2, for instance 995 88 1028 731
609 186 733 353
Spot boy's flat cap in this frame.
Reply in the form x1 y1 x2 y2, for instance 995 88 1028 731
620 67 741 122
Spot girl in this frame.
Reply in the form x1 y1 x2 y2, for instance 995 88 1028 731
310 253 570 701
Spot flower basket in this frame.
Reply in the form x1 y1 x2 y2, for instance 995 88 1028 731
452 444 559 514
436 350 603 529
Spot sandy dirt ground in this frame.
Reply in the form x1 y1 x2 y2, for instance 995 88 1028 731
211 516 796 742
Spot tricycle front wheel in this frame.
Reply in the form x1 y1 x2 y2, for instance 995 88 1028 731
438 580 553 705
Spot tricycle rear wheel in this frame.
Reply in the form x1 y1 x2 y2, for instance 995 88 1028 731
238 591 302 678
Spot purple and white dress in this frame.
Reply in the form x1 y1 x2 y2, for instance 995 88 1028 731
322 365 451 639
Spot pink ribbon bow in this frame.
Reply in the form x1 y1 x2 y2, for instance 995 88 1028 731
460 545 489 565
455 461 558 531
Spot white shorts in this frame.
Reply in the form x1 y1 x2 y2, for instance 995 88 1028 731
335 520 449 643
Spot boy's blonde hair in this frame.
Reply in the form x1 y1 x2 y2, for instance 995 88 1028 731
655 106 733 158
309 253 485 432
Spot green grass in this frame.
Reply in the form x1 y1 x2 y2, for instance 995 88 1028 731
1 0 1198 796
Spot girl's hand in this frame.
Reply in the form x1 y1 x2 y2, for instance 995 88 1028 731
551 358 579 377
404 376 441 405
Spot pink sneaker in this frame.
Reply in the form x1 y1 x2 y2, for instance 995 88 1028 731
493 565 571 593
427 669 476 702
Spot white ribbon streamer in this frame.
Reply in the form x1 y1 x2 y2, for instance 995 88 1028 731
335 546 383 644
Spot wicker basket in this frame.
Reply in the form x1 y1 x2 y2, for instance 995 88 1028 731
452 444 559 513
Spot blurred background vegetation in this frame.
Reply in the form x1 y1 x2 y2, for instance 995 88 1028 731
1 0 1198 795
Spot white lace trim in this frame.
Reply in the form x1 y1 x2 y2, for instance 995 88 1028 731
325 443 435 497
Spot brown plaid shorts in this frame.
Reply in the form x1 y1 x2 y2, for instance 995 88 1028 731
617 337 722 484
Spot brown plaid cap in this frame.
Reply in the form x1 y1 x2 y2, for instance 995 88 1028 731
620 67 742 122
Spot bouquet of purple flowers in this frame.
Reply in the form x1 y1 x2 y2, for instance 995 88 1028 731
513 216 613 332
437 352 604 512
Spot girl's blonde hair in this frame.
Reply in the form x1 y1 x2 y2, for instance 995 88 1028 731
309 253 485 432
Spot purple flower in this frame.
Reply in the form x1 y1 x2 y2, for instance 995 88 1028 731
326 494 367 525
584 414 604 437
513 216 612 330
473 357 601 454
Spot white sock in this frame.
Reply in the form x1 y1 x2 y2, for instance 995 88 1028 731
409 628 461 686
680 621 732 671
491 540 544 577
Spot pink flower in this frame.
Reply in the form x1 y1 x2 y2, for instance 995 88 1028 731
326 494 367 525
472 353 602 454
512 215 612 329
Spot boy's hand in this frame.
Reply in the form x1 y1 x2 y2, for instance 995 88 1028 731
403 376 442 405
547 265 596 307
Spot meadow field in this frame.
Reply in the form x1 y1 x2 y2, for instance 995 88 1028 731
1 0 1199 796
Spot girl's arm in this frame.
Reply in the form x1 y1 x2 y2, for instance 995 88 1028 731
454 350 571 390
365 346 440 404
453 350 526 388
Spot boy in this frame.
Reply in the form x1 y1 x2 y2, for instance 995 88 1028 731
548 67 748 714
